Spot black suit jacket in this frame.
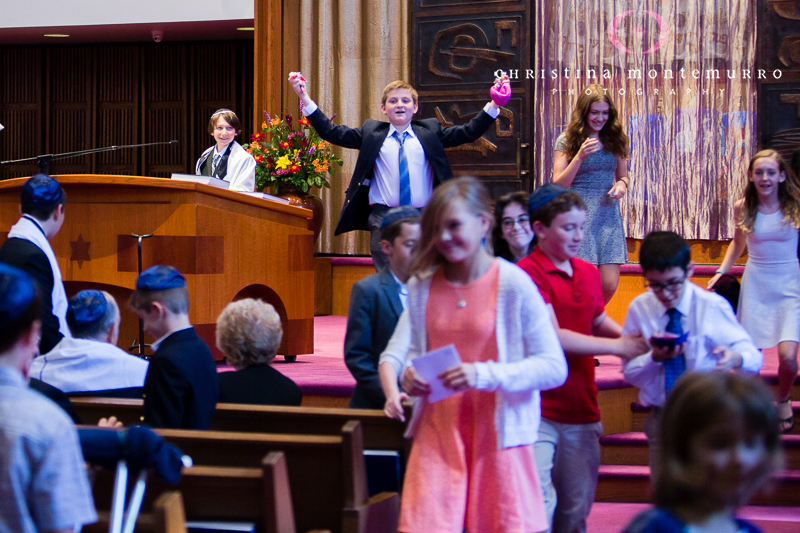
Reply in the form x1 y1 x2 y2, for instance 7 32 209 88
142 327 219 429
306 107 497 235
218 363 302 406
343 270 404 409
0 237 63 354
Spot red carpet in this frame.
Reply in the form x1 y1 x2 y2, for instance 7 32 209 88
218 316 784 400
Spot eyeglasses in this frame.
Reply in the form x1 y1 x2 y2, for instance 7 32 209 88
501 216 530 229
644 276 687 294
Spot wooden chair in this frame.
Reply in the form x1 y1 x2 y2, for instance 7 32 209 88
91 452 331 533
147 421 399 533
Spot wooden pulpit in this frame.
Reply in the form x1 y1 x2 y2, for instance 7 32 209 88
0 175 315 361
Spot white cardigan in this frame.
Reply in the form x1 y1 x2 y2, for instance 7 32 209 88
195 141 256 192
401 259 567 449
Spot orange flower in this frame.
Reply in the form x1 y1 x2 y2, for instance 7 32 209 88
271 117 281 126
262 121 267 129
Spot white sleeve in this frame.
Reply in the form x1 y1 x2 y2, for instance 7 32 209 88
302 101 319 116
379 309 411 377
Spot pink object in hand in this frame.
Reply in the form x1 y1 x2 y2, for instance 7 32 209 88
490 81 511 107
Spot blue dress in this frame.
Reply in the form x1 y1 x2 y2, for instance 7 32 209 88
623 508 761 533
555 133 627 265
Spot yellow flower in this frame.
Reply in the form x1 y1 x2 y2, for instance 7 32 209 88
276 155 291 169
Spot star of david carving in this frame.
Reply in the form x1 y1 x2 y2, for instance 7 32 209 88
70 234 91 268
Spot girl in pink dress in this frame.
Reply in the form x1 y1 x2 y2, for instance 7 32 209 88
398 177 568 533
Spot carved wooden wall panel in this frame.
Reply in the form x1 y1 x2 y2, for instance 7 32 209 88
412 0 532 198
0 41 253 182
758 0 800 157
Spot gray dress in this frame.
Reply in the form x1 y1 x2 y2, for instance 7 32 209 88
555 133 627 265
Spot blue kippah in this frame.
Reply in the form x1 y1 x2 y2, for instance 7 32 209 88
380 206 421 228
0 262 36 323
136 265 186 290
528 183 569 214
67 290 108 328
21 174 64 211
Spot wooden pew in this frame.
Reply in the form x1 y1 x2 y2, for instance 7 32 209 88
90 452 329 533
70 398 412 456
134 421 398 533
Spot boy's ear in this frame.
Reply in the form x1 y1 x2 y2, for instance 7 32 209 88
150 301 168 318
532 220 545 236
686 261 695 279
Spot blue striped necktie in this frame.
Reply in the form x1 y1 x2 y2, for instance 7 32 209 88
393 130 411 206
663 308 686 393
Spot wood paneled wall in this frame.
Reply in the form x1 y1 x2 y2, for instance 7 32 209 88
0 41 254 180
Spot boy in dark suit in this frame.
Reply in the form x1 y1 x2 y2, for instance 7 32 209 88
128 265 218 429
344 206 420 409
288 71 509 271
0 175 69 354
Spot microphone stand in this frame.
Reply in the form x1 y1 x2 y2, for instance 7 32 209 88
0 140 179 174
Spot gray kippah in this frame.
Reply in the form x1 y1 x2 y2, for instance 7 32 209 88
380 206 421 228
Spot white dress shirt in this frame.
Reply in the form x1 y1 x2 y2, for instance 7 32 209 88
622 281 763 407
302 100 500 208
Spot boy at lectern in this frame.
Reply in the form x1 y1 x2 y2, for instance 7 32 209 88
287 70 510 272
128 265 218 429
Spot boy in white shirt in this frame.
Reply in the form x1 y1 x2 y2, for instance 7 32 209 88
622 231 762 480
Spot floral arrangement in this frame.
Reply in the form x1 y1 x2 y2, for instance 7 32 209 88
243 111 343 195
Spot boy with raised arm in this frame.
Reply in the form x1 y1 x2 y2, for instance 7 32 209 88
288 71 509 271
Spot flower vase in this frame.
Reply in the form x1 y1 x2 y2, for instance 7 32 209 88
275 185 324 245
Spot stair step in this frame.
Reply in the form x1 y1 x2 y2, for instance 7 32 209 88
630 401 800 434
600 432 800 468
596 466 800 506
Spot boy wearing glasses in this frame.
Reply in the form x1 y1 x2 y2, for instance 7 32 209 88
622 231 762 480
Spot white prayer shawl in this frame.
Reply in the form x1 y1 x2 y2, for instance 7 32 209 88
195 140 256 192
29 336 149 392
7 215 71 339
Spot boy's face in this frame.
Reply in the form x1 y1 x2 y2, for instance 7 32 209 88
532 207 586 264
381 222 420 282
644 264 693 309
381 89 418 128
134 304 169 341
212 116 237 149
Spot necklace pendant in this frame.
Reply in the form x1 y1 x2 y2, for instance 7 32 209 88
457 299 467 309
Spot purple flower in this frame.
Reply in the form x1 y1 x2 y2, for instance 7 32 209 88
263 110 271 122
309 145 315 157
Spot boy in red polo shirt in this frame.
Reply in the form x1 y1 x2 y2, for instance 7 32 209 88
517 184 647 533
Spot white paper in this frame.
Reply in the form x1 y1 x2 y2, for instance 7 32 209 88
412 344 463 403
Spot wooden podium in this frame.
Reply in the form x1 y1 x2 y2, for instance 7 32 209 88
0 175 315 361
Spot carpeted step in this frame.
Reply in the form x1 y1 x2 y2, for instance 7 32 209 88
596 465 800 506
600 432 800 468
630 401 800 434
587 503 800 533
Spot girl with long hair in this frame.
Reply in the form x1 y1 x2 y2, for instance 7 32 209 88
709 149 800 433
553 84 630 303
397 176 567 533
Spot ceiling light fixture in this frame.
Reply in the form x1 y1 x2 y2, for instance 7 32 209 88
236 27 255 31
44 34 70 38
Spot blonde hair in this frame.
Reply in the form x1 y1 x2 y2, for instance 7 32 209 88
381 81 418 106
739 149 800 233
216 298 283 368
409 176 493 277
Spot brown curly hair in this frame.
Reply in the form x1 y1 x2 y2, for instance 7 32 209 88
739 149 800 233
560 84 628 161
